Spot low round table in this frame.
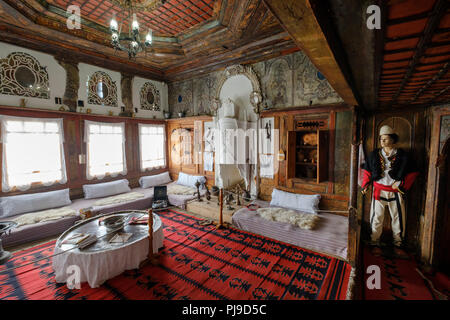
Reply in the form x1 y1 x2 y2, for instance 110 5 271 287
52 210 164 288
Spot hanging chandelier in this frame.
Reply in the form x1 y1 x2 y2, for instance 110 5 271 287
109 0 165 59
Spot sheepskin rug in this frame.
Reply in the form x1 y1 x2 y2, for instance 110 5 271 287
167 185 196 195
93 192 145 206
12 207 78 227
256 207 319 230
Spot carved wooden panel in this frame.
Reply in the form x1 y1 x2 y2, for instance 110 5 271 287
0 52 50 99
87 71 118 107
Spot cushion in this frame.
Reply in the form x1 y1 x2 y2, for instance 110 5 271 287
270 188 320 214
139 172 171 189
176 172 206 188
0 188 72 218
83 179 131 199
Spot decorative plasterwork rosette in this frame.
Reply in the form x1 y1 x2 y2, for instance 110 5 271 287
87 71 118 107
214 64 262 114
0 52 50 99
140 82 160 111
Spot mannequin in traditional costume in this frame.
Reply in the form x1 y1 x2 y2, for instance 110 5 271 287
361 125 419 257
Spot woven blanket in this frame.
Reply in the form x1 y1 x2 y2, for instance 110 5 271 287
167 185 196 195
12 207 78 227
257 207 319 230
93 192 145 206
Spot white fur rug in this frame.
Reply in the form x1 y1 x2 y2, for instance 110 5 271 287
167 185 196 195
93 192 145 206
257 207 319 230
12 207 78 227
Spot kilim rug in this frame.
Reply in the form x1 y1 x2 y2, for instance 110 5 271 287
0 209 351 300
362 246 436 300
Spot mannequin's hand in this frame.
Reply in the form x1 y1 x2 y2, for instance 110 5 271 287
392 181 401 190
361 187 368 195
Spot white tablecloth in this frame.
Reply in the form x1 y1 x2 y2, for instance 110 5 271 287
52 214 164 288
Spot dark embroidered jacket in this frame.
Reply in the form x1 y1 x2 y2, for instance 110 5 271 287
361 148 418 192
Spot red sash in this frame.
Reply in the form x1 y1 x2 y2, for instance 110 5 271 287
373 181 398 200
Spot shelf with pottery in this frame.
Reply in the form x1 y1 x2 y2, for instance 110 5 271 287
287 129 328 183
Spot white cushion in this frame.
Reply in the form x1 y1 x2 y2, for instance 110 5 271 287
176 172 206 188
270 188 320 214
83 179 131 199
139 172 171 189
0 188 72 218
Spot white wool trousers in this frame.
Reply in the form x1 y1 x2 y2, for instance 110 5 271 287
369 189 406 247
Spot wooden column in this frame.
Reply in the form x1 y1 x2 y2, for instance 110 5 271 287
148 208 154 260
216 188 224 229
348 107 360 268
55 56 79 113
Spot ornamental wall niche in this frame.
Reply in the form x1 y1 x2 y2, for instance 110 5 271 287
0 52 50 99
140 82 161 111
213 64 262 115
87 71 118 107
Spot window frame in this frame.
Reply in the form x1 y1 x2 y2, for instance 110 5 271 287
84 120 127 180
138 123 167 172
0 115 67 192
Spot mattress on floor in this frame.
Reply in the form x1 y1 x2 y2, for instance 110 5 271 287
232 200 348 260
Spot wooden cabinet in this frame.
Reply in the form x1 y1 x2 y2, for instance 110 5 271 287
287 129 328 183
166 116 215 186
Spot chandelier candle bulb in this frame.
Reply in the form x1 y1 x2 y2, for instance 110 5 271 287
132 13 139 31
110 14 118 32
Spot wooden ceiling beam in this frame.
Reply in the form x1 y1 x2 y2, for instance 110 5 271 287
391 0 449 105
262 0 358 106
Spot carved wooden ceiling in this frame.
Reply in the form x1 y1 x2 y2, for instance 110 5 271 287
0 0 298 82
48 0 215 36
377 0 450 109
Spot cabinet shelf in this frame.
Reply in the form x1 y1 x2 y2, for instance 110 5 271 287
296 162 317 166
287 129 328 183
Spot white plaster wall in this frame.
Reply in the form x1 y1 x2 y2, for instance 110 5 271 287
78 63 122 116
0 42 66 110
132 76 168 119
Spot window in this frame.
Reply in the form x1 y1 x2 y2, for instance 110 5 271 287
1 116 66 192
139 124 166 171
85 121 126 179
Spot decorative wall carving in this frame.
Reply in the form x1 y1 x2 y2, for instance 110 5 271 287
87 71 118 107
169 80 193 116
0 52 50 99
215 65 262 114
168 51 343 115
120 73 133 116
140 82 161 111
56 58 79 112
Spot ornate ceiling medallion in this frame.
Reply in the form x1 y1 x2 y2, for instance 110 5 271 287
110 0 166 12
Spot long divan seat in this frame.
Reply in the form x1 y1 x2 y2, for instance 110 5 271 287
232 190 349 260
0 184 155 249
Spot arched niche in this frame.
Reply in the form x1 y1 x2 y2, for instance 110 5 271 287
211 65 262 118
212 65 263 197
377 117 412 151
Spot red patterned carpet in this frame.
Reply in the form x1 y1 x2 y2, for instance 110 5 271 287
362 246 438 300
0 209 351 300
